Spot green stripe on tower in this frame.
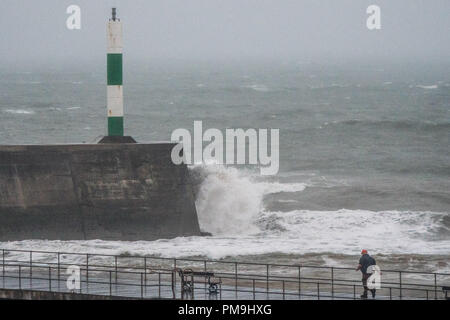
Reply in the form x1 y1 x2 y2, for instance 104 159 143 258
107 54 123 85
108 116 124 136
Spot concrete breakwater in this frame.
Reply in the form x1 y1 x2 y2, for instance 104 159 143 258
0 143 201 240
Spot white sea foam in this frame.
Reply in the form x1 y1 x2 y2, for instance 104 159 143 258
257 181 306 194
1 166 448 262
416 84 438 89
256 209 449 255
3 109 35 114
2 209 448 261
245 84 269 92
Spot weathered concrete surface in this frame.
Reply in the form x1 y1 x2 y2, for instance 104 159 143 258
0 143 200 240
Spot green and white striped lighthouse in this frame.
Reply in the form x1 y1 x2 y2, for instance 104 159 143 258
107 8 123 136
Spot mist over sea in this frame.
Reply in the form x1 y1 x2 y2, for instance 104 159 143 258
0 60 449 273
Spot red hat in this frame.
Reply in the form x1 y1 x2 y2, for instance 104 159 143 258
361 249 368 254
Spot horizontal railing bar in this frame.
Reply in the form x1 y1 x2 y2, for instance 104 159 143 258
1 259 177 275
0 281 435 300
1 274 438 295
4 261 447 285
1 262 444 290
2 248 448 276
0 264 174 278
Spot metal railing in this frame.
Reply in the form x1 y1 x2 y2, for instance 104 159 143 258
1 248 449 300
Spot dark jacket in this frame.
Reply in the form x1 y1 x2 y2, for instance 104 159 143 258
359 254 376 274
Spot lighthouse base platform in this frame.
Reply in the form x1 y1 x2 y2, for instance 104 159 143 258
96 136 137 144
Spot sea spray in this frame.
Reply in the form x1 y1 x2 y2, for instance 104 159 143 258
193 165 263 235
190 164 306 235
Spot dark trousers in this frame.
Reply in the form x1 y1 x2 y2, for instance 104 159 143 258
362 273 376 296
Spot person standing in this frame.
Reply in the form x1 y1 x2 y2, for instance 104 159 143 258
356 249 377 299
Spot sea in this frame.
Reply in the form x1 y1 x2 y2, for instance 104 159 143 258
0 59 449 273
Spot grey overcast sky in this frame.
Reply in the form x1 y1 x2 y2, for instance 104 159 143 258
1 0 449 68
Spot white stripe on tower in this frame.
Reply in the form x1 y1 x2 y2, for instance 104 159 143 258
107 8 123 136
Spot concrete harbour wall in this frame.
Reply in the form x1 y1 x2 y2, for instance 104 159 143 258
0 143 201 240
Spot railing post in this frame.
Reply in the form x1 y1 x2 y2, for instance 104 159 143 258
298 266 301 299
235 262 238 299
389 287 392 300
115 256 118 284
434 273 437 300
171 271 175 299
282 280 285 300
191 274 195 300
19 265 22 290
353 285 356 299
86 254 89 293
204 260 207 294
109 271 112 296
144 257 147 294
158 273 161 298
174 258 177 290
266 264 269 297
317 282 320 300
29 251 32 289
253 279 255 300
48 266 51 291
331 267 334 299
141 273 144 299
57 252 60 290
2 249 4 287
399 271 402 300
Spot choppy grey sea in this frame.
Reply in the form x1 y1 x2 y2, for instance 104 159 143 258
0 60 449 273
